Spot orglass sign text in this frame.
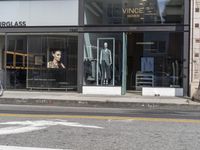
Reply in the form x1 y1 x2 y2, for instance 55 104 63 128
0 21 26 27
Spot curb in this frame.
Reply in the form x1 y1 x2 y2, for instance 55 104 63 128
0 98 200 110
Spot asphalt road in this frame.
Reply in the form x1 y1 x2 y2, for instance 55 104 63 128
0 104 199 120
0 105 200 150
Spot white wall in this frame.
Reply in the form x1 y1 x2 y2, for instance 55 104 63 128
0 0 78 26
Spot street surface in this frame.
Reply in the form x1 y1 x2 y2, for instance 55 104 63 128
0 104 200 150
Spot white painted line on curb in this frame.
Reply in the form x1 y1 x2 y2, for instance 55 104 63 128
0 145 71 150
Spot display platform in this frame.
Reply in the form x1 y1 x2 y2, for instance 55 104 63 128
83 86 121 95
142 87 183 96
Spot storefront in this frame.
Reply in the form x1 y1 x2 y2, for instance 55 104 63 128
0 0 79 91
80 0 190 96
0 0 190 96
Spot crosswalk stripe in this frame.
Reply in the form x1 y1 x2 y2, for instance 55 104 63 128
0 145 71 150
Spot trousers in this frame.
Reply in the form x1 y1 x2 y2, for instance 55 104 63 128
101 61 111 84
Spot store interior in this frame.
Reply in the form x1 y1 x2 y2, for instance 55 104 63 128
4 34 78 90
126 32 183 91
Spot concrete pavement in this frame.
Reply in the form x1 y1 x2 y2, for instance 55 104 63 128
0 91 199 109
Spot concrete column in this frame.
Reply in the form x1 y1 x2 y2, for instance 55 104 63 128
190 0 200 97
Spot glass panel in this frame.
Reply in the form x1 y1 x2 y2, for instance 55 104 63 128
27 35 78 90
6 35 27 89
126 32 183 90
83 33 122 86
0 35 5 86
84 0 184 25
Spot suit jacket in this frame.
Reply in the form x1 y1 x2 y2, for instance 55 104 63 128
100 48 112 66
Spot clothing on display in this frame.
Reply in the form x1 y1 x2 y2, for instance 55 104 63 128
141 57 154 73
84 59 97 83
100 42 112 85
171 60 180 86
101 60 111 84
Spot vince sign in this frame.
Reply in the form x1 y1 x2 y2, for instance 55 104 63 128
122 7 144 18
0 21 26 27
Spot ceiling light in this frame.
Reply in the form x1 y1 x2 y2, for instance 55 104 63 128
136 42 154 45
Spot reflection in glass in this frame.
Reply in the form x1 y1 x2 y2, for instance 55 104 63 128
84 0 184 25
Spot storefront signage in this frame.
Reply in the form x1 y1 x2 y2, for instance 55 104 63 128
0 21 26 27
122 7 144 18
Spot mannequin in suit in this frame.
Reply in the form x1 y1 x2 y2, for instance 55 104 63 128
100 42 112 85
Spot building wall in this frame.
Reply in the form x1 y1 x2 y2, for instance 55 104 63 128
190 0 200 96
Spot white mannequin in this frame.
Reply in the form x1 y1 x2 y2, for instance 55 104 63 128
100 42 112 85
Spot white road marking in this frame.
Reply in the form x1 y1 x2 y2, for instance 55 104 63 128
0 145 71 150
0 120 103 135
0 126 46 135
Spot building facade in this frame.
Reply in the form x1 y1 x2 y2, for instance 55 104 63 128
190 0 200 97
0 0 191 96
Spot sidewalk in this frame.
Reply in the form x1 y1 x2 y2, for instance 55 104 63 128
0 91 200 110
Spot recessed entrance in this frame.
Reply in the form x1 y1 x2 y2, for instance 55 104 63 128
126 32 183 92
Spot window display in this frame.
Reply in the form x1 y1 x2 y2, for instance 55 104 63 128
47 49 65 69
84 33 122 86
97 38 115 86
27 35 78 89
141 57 154 73
126 32 183 90
100 42 112 85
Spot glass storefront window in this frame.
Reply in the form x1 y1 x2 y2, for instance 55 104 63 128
0 35 5 86
84 0 184 25
27 35 78 90
126 32 183 90
5 35 27 89
84 33 123 86
0 35 4 70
